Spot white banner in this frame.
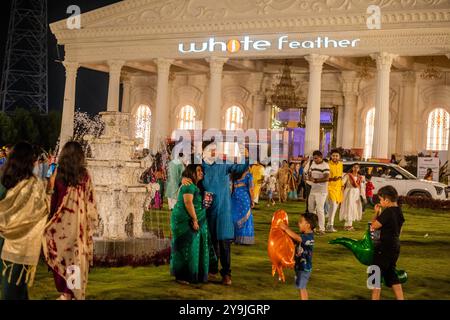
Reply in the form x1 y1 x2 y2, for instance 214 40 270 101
417 157 440 182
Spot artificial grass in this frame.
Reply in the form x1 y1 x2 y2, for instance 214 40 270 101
25 201 450 299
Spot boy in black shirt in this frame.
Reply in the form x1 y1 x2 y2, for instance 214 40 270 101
370 186 405 300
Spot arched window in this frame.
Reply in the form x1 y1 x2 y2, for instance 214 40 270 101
178 105 196 130
224 106 244 158
135 104 152 149
364 108 375 159
426 108 449 151
225 105 244 130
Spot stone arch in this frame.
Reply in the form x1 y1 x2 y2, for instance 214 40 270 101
221 86 251 129
173 85 203 128
418 86 450 150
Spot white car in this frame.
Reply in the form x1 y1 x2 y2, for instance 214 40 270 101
343 161 449 200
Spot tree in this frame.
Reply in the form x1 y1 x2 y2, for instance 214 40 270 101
11 108 40 144
0 112 18 145
0 109 62 150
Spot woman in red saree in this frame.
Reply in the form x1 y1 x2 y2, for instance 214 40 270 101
43 141 98 300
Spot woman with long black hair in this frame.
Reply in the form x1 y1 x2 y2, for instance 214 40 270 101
0 142 50 300
43 141 98 300
170 164 216 284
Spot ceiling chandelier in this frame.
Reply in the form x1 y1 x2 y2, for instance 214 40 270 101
271 60 302 110
357 57 374 80
420 58 442 80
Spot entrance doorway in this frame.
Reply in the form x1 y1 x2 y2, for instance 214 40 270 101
273 106 337 157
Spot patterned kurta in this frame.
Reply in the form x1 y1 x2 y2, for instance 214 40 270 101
276 167 296 202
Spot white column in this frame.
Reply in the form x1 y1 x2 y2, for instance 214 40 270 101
121 78 131 113
447 128 450 176
444 54 450 174
107 60 125 112
152 58 173 152
341 71 360 149
250 72 266 129
253 92 267 129
205 57 228 129
304 54 328 156
370 52 397 159
168 72 176 135
60 61 79 148
336 105 344 147
399 71 417 155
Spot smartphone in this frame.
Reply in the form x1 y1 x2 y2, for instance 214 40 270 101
46 163 57 178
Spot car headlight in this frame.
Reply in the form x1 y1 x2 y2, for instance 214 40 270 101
434 186 444 195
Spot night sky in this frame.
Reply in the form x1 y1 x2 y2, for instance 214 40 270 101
0 0 122 115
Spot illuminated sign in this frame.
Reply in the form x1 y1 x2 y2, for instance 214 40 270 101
179 35 360 54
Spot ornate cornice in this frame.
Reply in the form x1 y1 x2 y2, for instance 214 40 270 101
50 0 450 44
62 29 450 63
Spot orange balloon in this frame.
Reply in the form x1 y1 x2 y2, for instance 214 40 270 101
267 209 295 282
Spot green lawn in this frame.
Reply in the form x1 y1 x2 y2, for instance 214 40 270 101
28 200 450 300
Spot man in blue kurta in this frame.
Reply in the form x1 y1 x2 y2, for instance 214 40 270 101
185 141 248 285
183 143 248 285
202 158 247 285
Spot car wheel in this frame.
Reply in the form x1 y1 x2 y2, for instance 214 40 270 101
409 191 431 199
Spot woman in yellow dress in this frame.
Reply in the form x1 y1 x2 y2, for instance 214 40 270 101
326 150 343 232
249 161 265 207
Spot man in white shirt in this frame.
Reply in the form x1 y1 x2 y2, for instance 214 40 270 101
305 150 330 234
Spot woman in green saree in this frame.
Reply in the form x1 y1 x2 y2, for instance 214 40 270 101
170 164 215 284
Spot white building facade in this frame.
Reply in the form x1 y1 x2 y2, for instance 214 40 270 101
51 0 450 161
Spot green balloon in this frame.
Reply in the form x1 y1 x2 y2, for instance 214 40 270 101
329 225 407 284
329 226 374 266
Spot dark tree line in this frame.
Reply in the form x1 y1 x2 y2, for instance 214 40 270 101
0 108 61 150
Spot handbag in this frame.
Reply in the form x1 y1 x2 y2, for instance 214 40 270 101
203 191 214 209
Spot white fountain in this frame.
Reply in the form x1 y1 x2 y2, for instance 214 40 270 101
84 111 170 263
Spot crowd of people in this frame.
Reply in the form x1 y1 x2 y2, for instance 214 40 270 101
0 141 405 301
164 147 386 290
247 149 373 233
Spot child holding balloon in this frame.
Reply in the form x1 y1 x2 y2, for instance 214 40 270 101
279 212 318 300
